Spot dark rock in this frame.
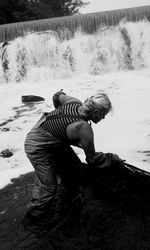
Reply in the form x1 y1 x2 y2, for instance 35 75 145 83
1 127 10 132
21 95 45 103
0 149 13 158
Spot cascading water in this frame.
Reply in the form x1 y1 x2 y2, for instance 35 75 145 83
1 19 150 83
0 19 150 188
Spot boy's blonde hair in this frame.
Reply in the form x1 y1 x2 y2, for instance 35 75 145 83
83 92 112 115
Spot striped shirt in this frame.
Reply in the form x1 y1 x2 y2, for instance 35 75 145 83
40 102 83 140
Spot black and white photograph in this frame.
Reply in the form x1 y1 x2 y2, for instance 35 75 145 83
0 0 150 249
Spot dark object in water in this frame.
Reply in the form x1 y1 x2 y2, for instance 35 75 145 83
1 160 150 249
21 95 45 103
2 41 9 48
1 127 10 132
0 149 13 158
79 161 150 205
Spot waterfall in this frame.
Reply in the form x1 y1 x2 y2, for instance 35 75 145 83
1 19 150 84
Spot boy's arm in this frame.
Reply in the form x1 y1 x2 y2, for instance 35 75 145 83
74 123 123 167
52 89 81 108
77 123 96 161
67 121 96 161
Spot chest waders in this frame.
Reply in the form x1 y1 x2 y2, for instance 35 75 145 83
24 110 83 221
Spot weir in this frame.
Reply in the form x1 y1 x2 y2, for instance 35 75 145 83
0 5 150 43
1 6 150 84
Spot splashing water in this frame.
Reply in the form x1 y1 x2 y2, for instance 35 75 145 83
1 20 150 83
0 20 150 188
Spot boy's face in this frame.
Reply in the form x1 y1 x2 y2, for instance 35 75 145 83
91 109 107 123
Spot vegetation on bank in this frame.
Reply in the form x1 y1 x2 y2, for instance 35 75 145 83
0 0 88 24
0 5 150 43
